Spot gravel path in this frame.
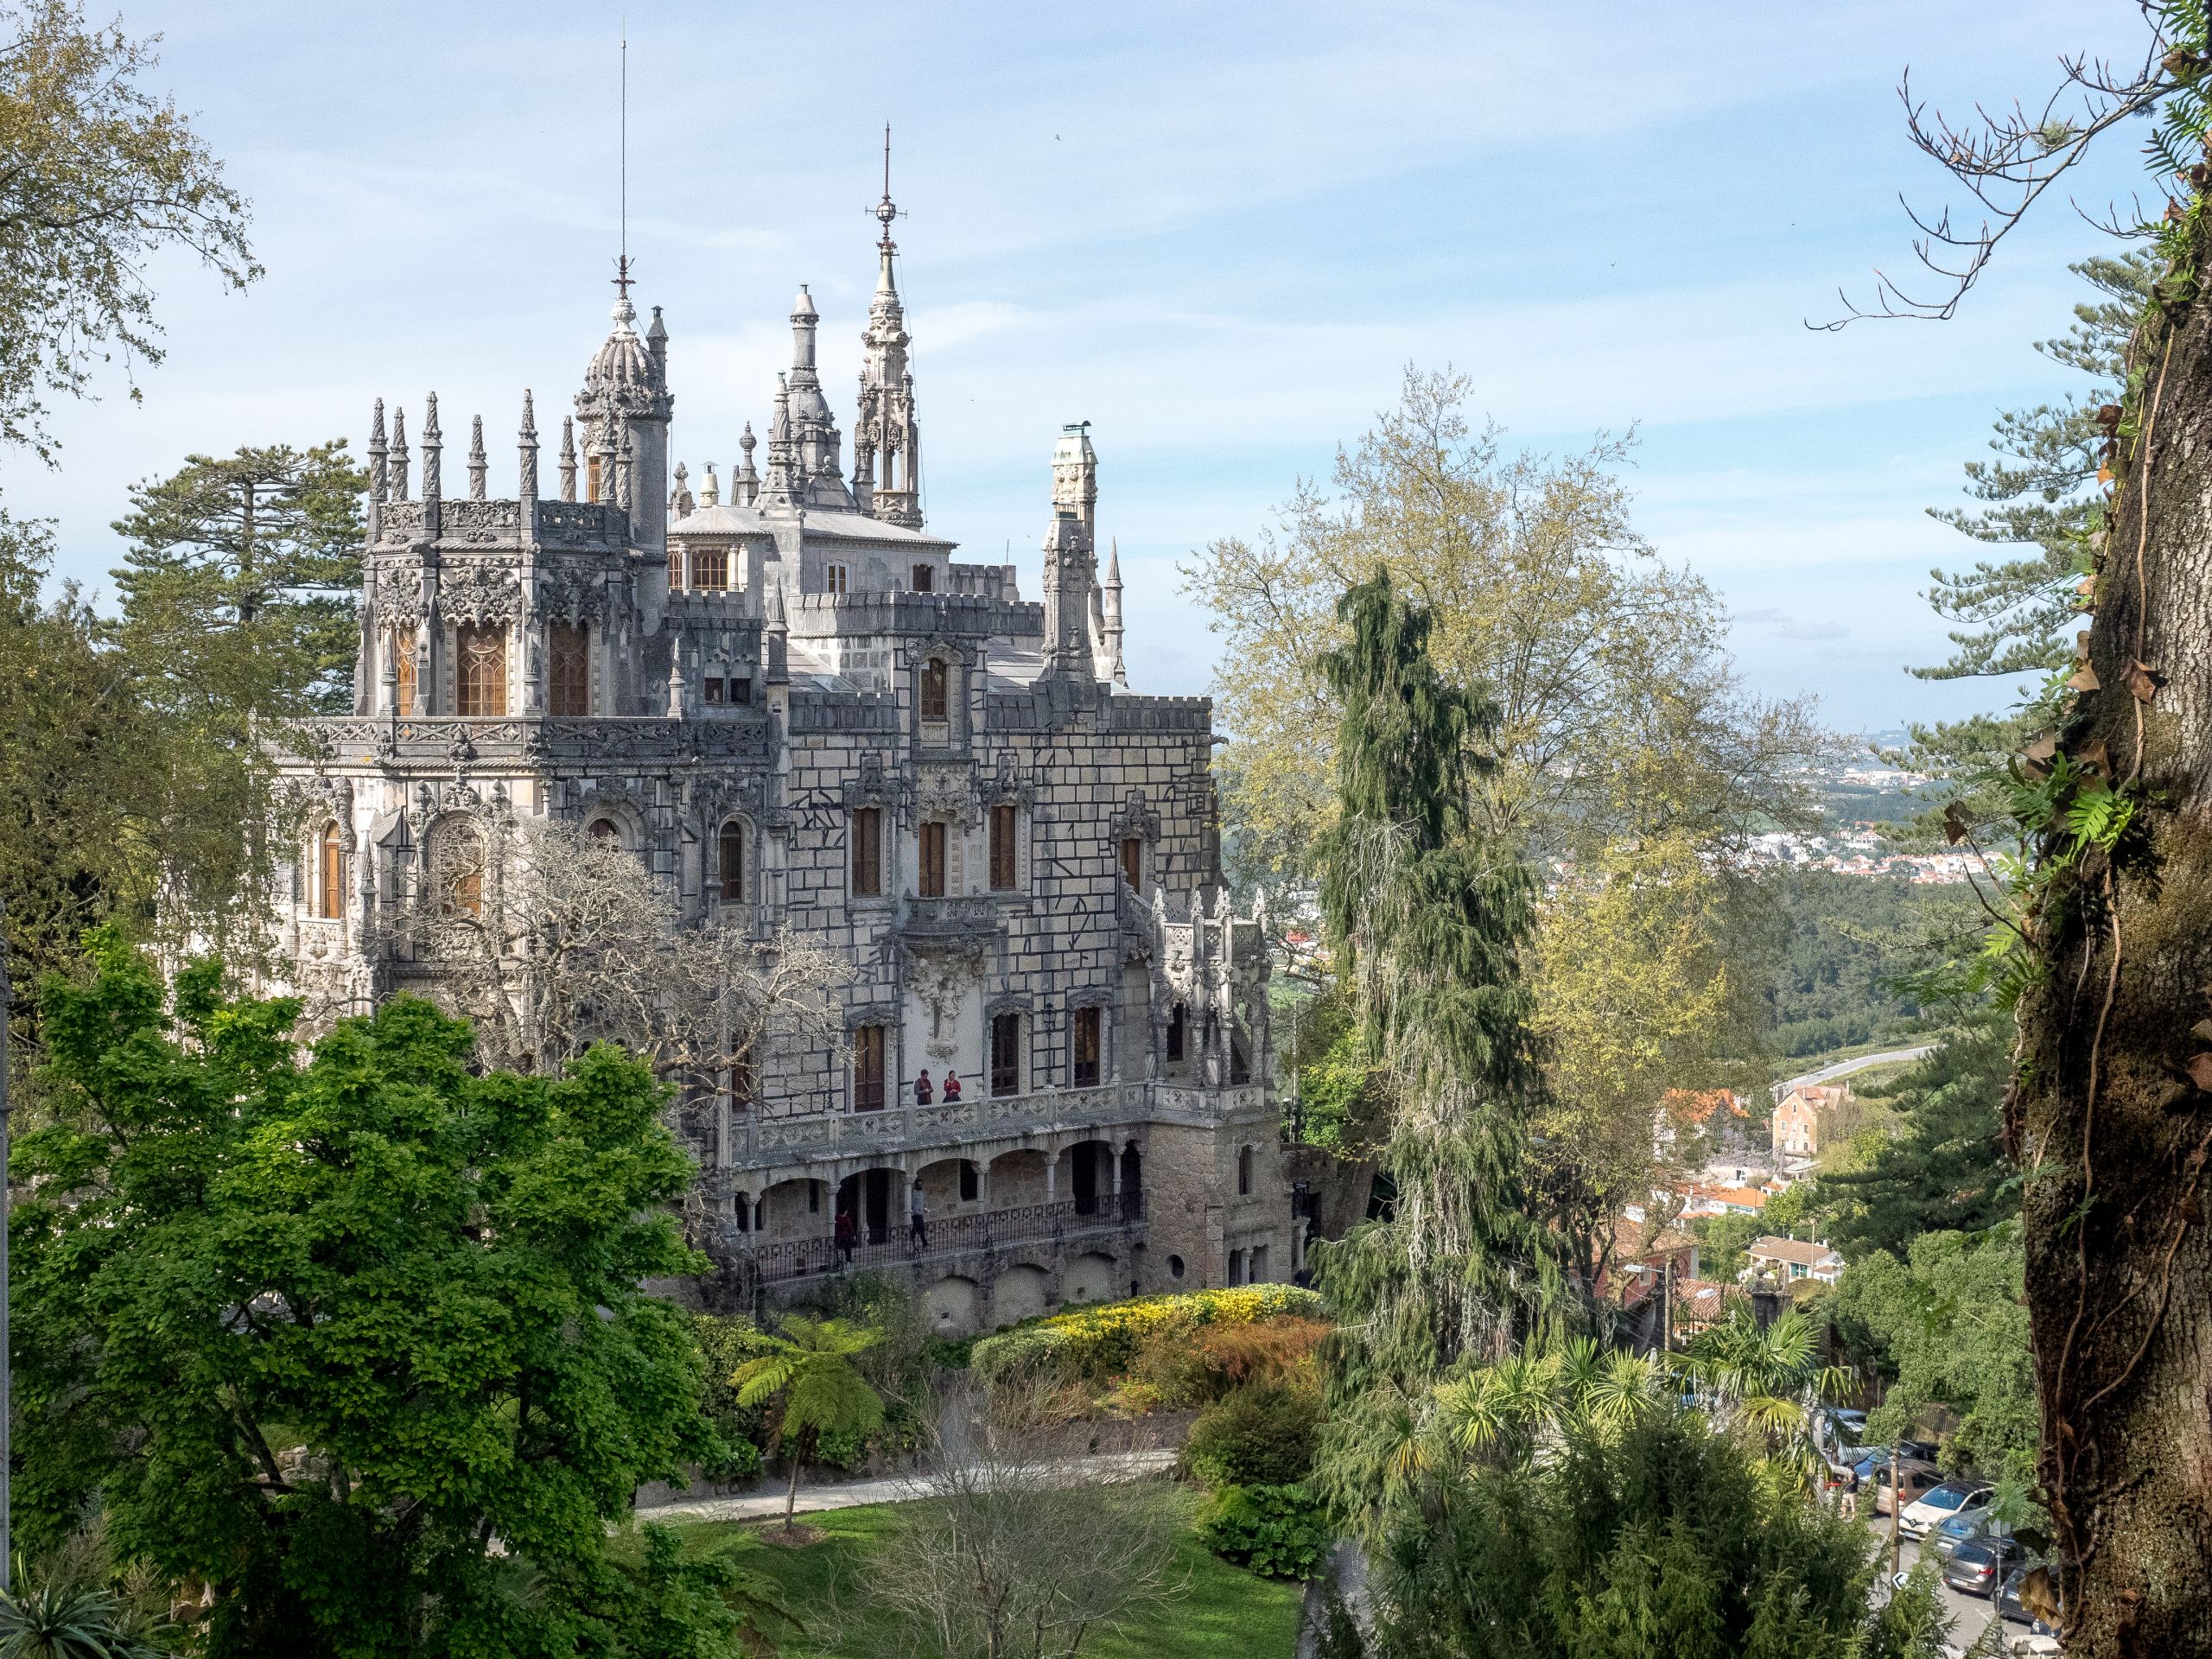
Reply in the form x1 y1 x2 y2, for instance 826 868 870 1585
636 1446 1181 1527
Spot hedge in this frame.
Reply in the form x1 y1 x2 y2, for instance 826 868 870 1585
969 1284 1325 1387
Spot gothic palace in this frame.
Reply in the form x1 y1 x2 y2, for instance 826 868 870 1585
271 181 1295 1333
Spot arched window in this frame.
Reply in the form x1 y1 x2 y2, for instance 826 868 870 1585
548 622 589 715
455 623 507 716
719 821 745 902
919 658 949 721
388 629 418 715
315 822 344 918
588 817 619 842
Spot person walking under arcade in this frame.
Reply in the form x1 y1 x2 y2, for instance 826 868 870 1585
909 1178 928 1249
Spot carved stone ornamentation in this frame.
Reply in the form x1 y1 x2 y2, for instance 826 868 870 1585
439 562 520 626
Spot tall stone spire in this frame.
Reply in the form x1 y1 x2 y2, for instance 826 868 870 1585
518 391 539 505
391 405 410 500
559 416 577 502
369 398 389 503
854 127 923 529
761 375 799 509
421 393 443 536
1102 538 1127 687
467 414 488 499
780 285 851 510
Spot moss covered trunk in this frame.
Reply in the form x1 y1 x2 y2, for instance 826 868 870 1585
2018 289 2212 1656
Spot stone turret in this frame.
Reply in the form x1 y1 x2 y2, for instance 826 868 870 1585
575 289 675 557
855 147 923 529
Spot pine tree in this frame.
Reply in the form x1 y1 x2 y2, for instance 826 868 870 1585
1308 569 1560 1530
107 442 364 957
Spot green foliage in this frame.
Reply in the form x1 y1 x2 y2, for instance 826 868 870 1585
1761 873 1948 1058
1195 1484 1331 1580
1916 252 2147 686
690 1313 779 1482
0 1534 178 1659
1809 1013 2015 1259
0 518 163 1067
1830 1226 2038 1495
603 1523 803 1659
1311 570 1560 1526
11 931 715 1656
1364 1408 1945 1659
1688 1212 1759 1284
0 1 259 460
1185 1381 1325 1489
1678 1306 1852 1489
731 1317 887 1526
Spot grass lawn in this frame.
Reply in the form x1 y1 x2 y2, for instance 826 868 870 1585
674 1490 1303 1659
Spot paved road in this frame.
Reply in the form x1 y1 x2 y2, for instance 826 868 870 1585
1772 1045 1937 1100
635 1446 1180 1528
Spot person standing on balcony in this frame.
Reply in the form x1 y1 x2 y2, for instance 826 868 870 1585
909 1179 928 1249
834 1205 857 1268
914 1069 933 1105
941 1071 963 1103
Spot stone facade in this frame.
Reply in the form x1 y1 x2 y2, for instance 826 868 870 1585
270 189 1298 1333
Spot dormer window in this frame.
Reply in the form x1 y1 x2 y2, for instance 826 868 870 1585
912 563 934 593
827 563 849 595
920 658 949 721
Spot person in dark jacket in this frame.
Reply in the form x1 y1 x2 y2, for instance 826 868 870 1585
914 1070 933 1105
834 1206 857 1267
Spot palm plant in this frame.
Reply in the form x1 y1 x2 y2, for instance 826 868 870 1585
1676 1304 1851 1486
1433 1335 1668 1467
0 1567 175 1659
730 1317 887 1531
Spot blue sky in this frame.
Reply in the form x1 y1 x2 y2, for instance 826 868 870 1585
0 1 2165 733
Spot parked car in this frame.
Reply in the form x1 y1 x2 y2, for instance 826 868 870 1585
1998 1563 2063 1633
1942 1537 2028 1599
1847 1442 1939 1483
1929 1504 2011 1561
1871 1457 1944 1516
1901 1478 1994 1540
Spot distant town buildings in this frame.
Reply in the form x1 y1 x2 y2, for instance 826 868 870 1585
1746 826 1975 884
1774 1083 1850 1158
1746 1236 1846 1285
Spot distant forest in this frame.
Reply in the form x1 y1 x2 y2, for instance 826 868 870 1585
1761 871 1951 1059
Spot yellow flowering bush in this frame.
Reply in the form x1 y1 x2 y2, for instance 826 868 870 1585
970 1284 1325 1387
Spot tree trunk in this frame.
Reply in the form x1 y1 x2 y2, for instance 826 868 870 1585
2017 292 2212 1657
784 1437 804 1532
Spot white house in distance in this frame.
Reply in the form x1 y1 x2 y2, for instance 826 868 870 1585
1746 1236 1845 1285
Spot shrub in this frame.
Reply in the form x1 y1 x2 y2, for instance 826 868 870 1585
701 1435 763 1486
1197 1483 1330 1580
969 1285 1325 1388
1184 1379 1324 1488
1135 1314 1327 1407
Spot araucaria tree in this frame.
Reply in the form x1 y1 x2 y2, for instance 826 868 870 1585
12 931 741 1656
1307 569 1560 1527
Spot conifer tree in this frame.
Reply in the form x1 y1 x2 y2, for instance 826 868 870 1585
1309 569 1560 1529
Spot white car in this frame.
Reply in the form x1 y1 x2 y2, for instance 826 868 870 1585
1899 1478 1993 1540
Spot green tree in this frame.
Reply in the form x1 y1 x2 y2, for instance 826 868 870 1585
1306 569 1560 1531
0 517 157 1051
1362 1408 1947 1659
0 0 257 461
731 1318 886 1533
1830 1227 2037 1495
104 443 365 960
12 930 722 1656
1678 1305 1851 1488
1809 1013 2014 1260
